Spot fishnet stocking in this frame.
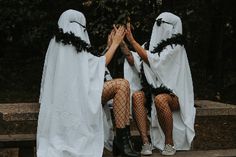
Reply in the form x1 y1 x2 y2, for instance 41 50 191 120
102 79 130 128
132 91 149 144
154 93 180 145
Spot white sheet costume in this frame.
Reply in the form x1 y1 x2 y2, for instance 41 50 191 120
124 12 196 150
37 10 106 157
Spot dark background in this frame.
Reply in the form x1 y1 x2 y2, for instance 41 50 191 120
0 0 235 103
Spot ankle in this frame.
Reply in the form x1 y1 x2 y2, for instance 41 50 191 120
165 140 174 146
116 126 126 129
165 143 174 146
143 142 150 145
143 137 149 145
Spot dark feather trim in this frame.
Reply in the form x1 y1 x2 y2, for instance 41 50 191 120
54 27 98 56
150 33 185 56
140 63 173 116
140 63 152 116
151 84 173 96
144 40 150 50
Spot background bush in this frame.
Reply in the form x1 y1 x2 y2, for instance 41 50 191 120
0 0 235 103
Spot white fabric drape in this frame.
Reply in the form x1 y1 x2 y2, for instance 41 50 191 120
124 12 195 150
37 10 106 157
124 52 142 113
103 67 114 151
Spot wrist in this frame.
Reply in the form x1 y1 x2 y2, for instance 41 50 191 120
110 42 119 50
124 53 131 57
113 42 119 47
129 39 136 45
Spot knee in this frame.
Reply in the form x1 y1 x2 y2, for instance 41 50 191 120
122 79 130 88
154 95 162 104
154 94 168 110
132 91 144 100
118 79 130 91
133 90 143 97
132 91 145 108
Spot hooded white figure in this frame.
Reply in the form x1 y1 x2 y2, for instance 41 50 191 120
37 10 106 157
124 12 196 151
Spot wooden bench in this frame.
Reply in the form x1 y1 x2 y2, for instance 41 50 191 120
0 100 236 156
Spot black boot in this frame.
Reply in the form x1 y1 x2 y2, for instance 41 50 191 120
125 125 135 151
113 128 140 157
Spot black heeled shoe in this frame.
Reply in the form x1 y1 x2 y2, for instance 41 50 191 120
113 128 140 157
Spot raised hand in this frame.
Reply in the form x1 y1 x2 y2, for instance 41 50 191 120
104 25 126 65
125 22 149 63
126 22 135 43
112 25 126 46
107 29 115 48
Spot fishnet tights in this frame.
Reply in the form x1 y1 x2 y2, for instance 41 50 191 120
132 91 149 144
154 93 180 145
102 79 130 128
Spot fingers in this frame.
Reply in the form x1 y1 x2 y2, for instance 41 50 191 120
111 26 125 44
119 26 126 35
109 28 115 36
108 29 115 43
126 22 131 31
113 24 118 32
110 29 115 39
113 25 125 37
113 25 126 33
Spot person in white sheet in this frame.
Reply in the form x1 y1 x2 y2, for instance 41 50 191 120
37 9 139 157
123 12 196 156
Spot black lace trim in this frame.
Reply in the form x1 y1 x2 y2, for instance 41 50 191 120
144 34 185 56
54 27 99 56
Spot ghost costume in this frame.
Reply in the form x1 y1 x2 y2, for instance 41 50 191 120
37 10 106 157
124 12 195 150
